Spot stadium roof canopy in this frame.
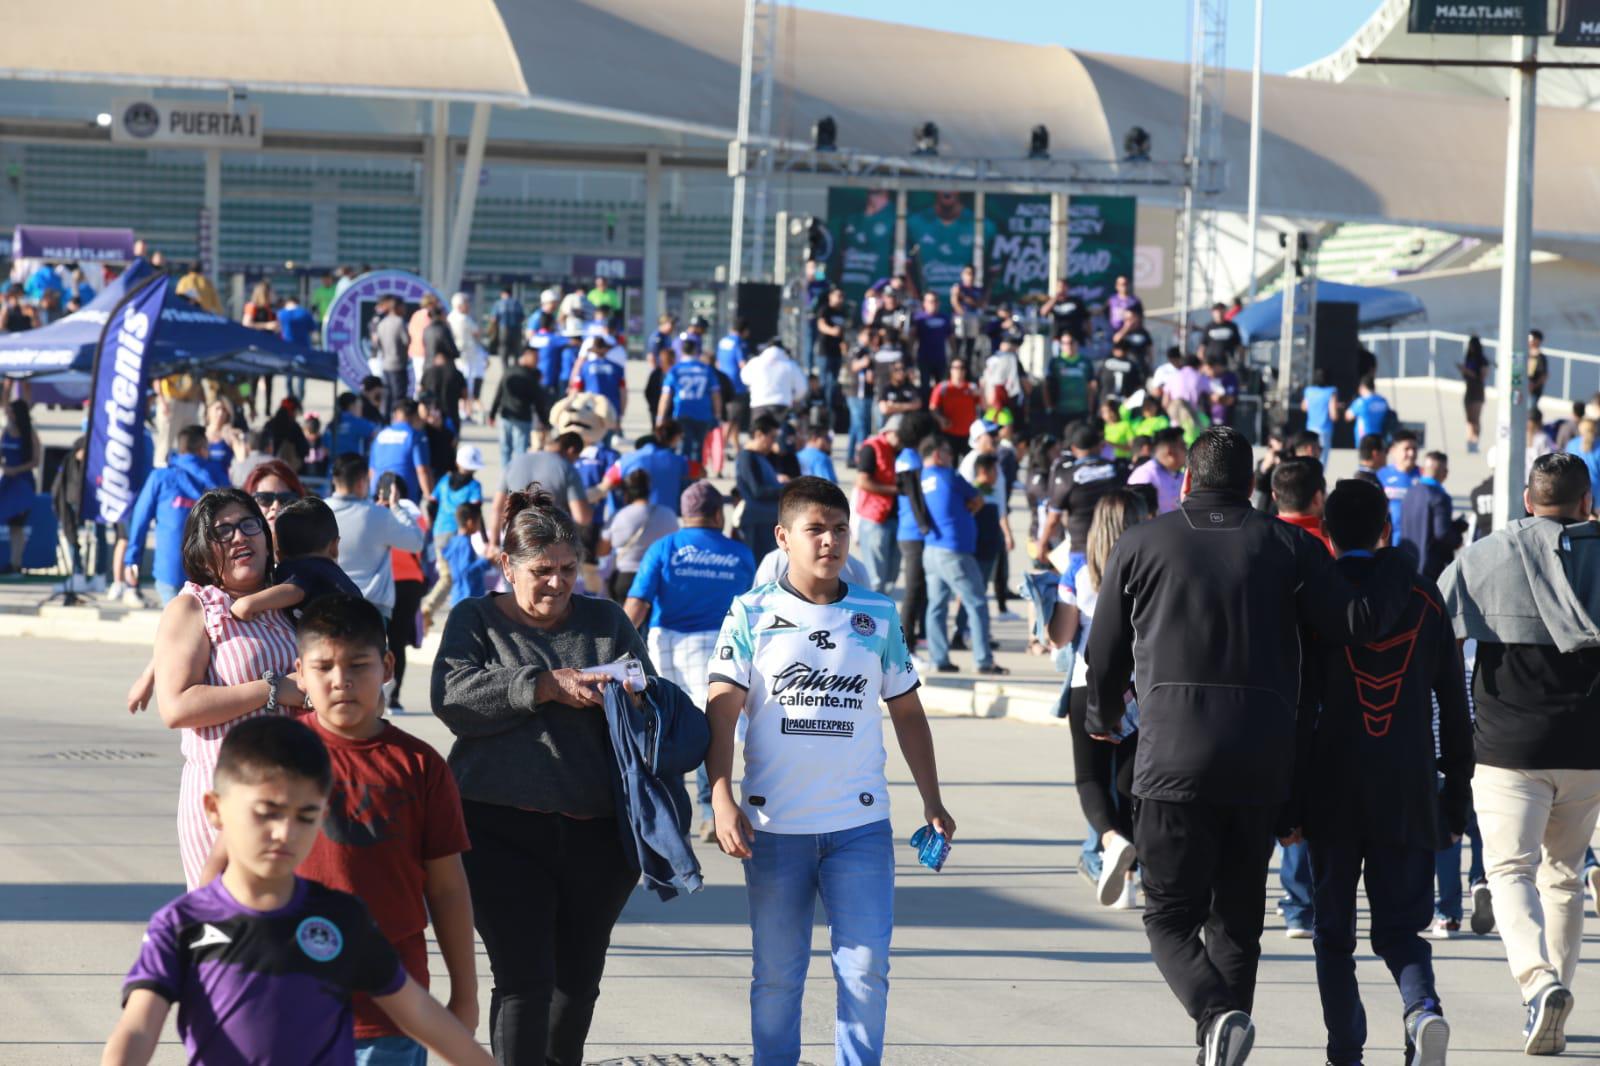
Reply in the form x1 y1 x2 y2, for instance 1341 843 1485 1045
6 0 1600 245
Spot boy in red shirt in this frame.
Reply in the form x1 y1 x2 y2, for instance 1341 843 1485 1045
294 594 478 1064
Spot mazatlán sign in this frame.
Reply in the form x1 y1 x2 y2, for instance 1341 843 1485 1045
1557 0 1600 45
1409 2 1546 34
322 270 442 390
110 98 263 150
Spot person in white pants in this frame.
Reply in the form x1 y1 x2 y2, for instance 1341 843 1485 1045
1438 451 1600 1056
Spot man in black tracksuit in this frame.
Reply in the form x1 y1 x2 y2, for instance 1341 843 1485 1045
1292 479 1472 1066
1085 427 1413 1066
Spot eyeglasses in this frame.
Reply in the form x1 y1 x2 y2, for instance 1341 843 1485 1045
210 516 265 542
251 491 299 509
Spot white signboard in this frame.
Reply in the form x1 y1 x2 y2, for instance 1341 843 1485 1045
110 98 263 150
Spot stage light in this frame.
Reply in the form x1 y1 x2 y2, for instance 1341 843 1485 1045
813 116 837 152
95 113 112 128
1123 126 1152 162
1028 125 1049 160
913 121 940 157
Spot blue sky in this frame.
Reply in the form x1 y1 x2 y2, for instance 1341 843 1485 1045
790 0 1378 74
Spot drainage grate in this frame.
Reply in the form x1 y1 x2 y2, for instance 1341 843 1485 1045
35 749 159 761
591 1059 815 1066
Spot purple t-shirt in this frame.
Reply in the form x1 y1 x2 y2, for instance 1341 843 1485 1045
1108 293 1143 330
122 877 404 1064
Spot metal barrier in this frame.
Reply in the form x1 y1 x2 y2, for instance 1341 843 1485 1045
1356 329 1600 404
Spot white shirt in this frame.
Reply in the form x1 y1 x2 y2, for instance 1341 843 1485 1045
448 309 488 379
741 347 809 408
958 449 1009 506
712 578 919 834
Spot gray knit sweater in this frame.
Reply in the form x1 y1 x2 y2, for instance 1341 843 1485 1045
430 592 653 817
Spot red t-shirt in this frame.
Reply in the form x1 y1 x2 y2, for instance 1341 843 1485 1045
296 712 470 1039
931 381 980 437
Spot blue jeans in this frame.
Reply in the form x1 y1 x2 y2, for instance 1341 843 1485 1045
1434 810 1485 921
679 417 710 462
924 545 993 669
955 554 997 644
746 820 894 1066
1309 835 1438 1065
846 397 874 464
155 580 180 606
354 1035 427 1066
855 520 899 594
1280 840 1314 928
498 417 532 472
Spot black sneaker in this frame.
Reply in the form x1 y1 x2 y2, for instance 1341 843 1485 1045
976 663 1010 676
949 635 969 651
1470 879 1495 935
1405 1006 1449 1066
1523 982 1573 1055
935 662 960 673
1203 1010 1255 1066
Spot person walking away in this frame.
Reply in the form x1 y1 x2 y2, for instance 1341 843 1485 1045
1459 335 1491 453
369 400 435 506
599 470 678 603
1378 431 1421 546
846 328 877 461
574 334 626 421
1049 489 1148 904
431 444 486 556
952 454 1009 652
853 415 903 593
813 287 849 390
657 343 722 464
1563 417 1600 509
1293 479 1471 1066
448 292 489 422
623 480 754 838
276 295 316 402
1301 370 1341 458
123 426 228 604
0 399 42 574
1353 435 1386 486
1528 329 1550 405
895 422 931 649
431 487 654 1066
1400 452 1465 581
488 347 548 472
717 319 751 451
490 287 526 366
377 470 430 713
1345 376 1391 446
1039 423 1129 582
796 422 838 482
1436 452 1600 1055
601 421 689 514
1084 426 1414 1066
705 477 955 1066
919 436 1005 676
327 455 426 629
174 261 222 315
241 281 279 414
736 414 788 563
912 291 953 397
743 341 809 426
424 502 494 626
422 314 466 434
492 431 592 547
1126 427 1187 516
408 294 441 391
375 297 413 416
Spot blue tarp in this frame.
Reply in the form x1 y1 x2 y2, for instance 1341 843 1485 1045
0 259 337 383
1233 281 1427 343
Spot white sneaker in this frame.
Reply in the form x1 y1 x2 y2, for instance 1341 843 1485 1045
107 580 126 601
122 587 147 608
1110 874 1139 910
1098 831 1138 906
1428 917 1459 940
1587 866 1600 915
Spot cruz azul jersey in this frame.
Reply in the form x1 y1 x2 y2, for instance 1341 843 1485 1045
711 578 920 834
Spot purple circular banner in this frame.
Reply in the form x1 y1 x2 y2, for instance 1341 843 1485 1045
322 270 443 390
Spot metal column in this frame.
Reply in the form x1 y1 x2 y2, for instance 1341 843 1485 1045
426 101 449 287
1175 0 1226 347
1245 0 1264 301
728 0 775 285
1048 192 1067 293
203 148 222 280
442 103 490 298
643 149 662 340
1493 35 1539 530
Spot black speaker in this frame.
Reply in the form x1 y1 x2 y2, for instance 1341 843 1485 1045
735 282 782 347
1314 301 1360 448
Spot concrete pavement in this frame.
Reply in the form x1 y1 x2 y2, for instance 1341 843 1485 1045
4 639 1600 1064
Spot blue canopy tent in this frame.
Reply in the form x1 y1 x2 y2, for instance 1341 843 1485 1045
1232 281 1427 343
0 259 337 397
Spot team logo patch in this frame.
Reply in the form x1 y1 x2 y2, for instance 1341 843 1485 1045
1209 513 1224 524
295 917 344 963
765 615 798 631
718 645 733 660
808 630 837 650
859 792 876 807
851 612 876 636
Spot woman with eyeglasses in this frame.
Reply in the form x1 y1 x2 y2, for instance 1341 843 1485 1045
241 460 306 533
147 488 303 889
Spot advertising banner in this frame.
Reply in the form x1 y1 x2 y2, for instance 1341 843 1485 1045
82 273 169 525
1409 1 1545 35
824 187 895 303
907 190 988 297
1558 0 1600 45
984 194 1052 302
322 270 443 390
1067 196 1137 305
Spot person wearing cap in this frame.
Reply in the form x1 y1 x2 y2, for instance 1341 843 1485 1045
958 419 1005 499
558 284 595 336
430 443 487 550
855 414 904 593
574 332 627 418
625 480 756 839
742 340 809 426
524 287 561 344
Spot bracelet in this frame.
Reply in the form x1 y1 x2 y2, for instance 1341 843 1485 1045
261 669 279 714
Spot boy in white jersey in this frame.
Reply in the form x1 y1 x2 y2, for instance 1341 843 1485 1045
707 476 955 1066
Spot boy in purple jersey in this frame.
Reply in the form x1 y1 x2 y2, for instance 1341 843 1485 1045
103 716 492 1066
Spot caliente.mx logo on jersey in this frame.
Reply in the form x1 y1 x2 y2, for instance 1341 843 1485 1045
771 662 869 713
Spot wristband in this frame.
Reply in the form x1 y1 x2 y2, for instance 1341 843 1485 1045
261 669 279 714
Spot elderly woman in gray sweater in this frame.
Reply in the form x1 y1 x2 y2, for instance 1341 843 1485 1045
431 485 652 1066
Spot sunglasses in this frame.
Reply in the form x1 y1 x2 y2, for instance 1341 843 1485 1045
251 491 299 509
210 516 265 542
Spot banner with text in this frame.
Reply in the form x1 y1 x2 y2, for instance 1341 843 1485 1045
1558 0 1600 45
824 187 894 304
1409 1 1545 34
82 273 169 525
1067 196 1137 306
984 194 1052 302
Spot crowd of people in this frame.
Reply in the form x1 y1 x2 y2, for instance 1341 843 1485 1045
0 248 1594 1066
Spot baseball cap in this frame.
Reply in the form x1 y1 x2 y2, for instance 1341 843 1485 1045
540 287 560 304
680 480 727 519
968 419 998 445
455 444 486 472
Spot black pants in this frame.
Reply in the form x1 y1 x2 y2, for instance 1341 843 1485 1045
898 539 926 644
993 542 1011 611
608 569 636 604
462 801 638 1066
1066 686 1136 841
383 369 410 416
1308 834 1438 1065
387 580 424 707
1134 798 1278 1045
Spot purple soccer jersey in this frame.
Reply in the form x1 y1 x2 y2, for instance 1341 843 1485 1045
122 877 404 1064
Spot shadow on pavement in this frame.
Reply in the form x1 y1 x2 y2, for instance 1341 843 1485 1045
0 882 185 921
619 883 1110 931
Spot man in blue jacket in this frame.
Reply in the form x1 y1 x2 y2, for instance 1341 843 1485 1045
122 425 227 605
1400 451 1464 580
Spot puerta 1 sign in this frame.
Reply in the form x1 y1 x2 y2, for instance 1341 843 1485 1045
82 273 170 525
1408 2 1546 34
321 270 443 390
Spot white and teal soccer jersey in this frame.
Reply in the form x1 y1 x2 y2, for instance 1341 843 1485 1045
711 578 920 834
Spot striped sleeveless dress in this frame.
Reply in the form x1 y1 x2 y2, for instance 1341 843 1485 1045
175 581 298 888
